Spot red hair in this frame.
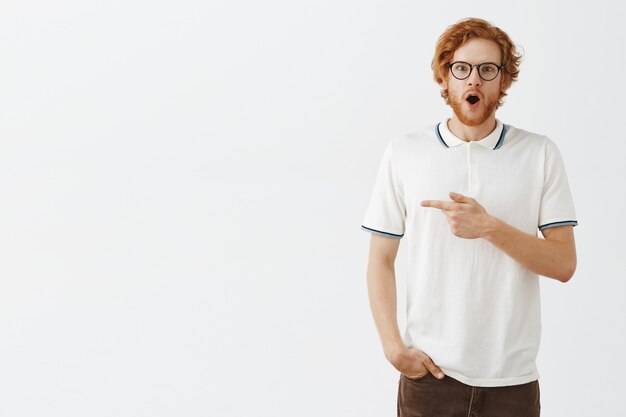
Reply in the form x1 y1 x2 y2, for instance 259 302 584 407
432 17 523 108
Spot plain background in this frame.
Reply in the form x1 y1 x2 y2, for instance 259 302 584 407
0 1 624 416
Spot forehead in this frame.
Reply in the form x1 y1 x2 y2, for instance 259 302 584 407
452 38 502 63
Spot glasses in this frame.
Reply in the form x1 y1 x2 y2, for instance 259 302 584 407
447 61 503 81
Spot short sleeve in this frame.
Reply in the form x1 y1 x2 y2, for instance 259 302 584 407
537 138 578 231
361 141 406 238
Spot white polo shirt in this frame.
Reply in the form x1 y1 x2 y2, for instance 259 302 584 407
361 118 578 387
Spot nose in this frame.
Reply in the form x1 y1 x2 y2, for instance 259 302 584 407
467 65 482 86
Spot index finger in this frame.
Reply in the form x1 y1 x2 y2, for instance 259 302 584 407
420 200 454 210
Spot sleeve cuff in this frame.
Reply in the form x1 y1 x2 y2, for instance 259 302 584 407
538 220 578 231
361 225 403 239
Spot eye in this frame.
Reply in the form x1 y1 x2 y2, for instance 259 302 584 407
454 64 469 71
481 65 496 73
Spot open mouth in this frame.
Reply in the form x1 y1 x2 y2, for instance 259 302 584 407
466 95 480 105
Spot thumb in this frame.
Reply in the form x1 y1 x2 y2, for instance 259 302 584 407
425 358 446 379
450 191 474 204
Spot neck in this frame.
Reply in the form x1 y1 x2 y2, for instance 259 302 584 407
447 113 497 141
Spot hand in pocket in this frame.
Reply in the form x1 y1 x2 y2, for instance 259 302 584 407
390 346 446 380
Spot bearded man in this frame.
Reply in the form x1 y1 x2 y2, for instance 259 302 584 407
361 17 578 417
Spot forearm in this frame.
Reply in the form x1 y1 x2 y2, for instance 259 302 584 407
366 261 405 361
482 216 575 282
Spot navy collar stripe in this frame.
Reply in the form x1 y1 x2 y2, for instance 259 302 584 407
435 122 508 150
494 124 507 149
435 122 448 147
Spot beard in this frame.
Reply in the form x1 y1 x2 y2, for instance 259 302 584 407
449 90 498 126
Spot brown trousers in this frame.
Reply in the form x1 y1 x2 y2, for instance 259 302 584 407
398 372 540 417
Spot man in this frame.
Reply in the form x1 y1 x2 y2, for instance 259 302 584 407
361 17 578 417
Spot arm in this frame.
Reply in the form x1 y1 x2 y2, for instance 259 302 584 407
483 218 577 283
421 192 578 283
365 234 404 360
365 233 447 378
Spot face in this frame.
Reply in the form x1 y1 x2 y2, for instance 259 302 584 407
439 38 505 126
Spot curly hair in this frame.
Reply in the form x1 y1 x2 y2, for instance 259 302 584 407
432 17 523 109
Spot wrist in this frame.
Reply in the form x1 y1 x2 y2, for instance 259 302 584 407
482 215 501 241
384 342 407 363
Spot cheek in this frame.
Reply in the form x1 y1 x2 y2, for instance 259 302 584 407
486 85 502 99
447 82 464 98
497 77 509 94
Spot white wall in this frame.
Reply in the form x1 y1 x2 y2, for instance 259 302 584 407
0 1 623 416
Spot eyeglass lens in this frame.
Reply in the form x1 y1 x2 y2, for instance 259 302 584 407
450 62 499 81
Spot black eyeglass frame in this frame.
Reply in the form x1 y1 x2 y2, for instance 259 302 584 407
447 61 504 81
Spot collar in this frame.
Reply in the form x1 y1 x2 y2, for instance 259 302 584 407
435 118 507 150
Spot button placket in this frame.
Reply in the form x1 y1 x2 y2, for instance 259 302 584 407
466 142 480 196
466 142 471 194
